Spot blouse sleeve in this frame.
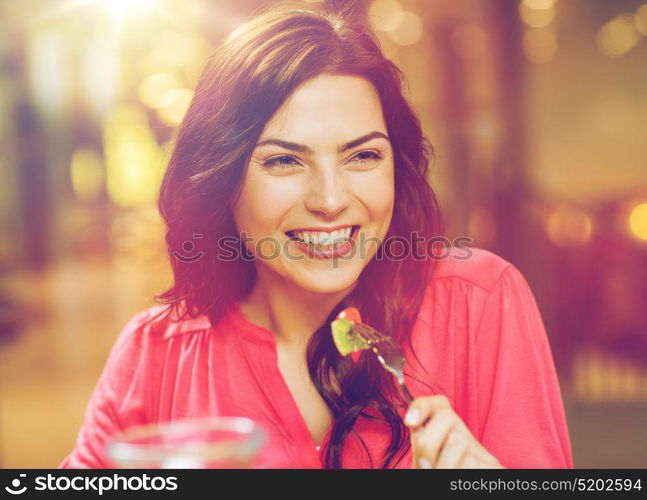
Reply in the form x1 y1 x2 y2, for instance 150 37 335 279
474 265 574 469
58 310 154 468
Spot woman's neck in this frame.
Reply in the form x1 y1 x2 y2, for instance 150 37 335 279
238 268 354 346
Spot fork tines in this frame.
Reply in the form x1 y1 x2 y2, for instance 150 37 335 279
349 322 414 403
352 323 401 352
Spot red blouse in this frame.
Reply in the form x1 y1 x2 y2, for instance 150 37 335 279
59 248 574 469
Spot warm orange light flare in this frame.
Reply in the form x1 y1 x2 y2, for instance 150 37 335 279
368 0 405 32
546 207 593 247
597 15 641 57
634 4 647 36
628 202 647 241
387 11 423 46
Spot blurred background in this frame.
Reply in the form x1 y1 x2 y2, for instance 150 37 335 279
1 0 646 468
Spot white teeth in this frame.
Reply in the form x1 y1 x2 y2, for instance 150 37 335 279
291 227 353 245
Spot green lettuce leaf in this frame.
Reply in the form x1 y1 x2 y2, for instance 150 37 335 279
331 318 370 356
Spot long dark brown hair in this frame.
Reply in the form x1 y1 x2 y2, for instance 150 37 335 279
154 1 443 468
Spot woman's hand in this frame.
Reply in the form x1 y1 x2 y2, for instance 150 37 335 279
404 395 505 469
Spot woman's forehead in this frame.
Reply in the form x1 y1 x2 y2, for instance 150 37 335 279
258 74 388 147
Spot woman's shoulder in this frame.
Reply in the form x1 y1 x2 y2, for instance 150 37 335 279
117 301 213 344
430 246 514 294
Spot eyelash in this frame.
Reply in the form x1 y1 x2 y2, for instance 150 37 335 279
262 150 383 170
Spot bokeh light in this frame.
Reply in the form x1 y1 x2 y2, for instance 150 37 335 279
368 0 405 32
633 4 647 36
523 27 558 63
27 30 69 116
103 105 164 207
470 113 500 146
628 202 647 241
80 39 120 116
522 0 557 10
156 88 193 126
70 147 104 202
386 11 423 46
519 1 556 28
138 73 182 109
597 15 641 57
546 207 593 247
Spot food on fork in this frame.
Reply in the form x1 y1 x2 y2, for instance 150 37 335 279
330 307 415 403
330 307 370 358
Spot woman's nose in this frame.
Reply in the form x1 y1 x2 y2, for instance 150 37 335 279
304 169 350 217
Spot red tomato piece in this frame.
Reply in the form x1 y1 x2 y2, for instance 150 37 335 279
337 307 362 324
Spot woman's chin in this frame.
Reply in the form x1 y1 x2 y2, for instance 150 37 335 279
289 265 361 295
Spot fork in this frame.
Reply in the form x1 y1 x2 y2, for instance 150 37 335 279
351 323 414 403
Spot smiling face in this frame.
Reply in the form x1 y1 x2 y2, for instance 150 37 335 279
231 73 395 294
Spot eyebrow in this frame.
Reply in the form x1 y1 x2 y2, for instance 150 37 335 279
254 131 390 154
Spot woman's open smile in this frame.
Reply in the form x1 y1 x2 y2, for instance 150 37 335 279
285 224 361 259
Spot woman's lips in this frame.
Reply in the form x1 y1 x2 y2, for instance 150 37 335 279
287 225 359 260
286 224 356 233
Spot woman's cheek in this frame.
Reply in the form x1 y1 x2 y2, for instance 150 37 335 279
351 168 394 219
242 174 302 224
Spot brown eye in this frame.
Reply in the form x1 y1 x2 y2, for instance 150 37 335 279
263 155 302 169
347 150 382 165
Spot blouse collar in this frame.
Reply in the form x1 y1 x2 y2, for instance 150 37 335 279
227 301 277 346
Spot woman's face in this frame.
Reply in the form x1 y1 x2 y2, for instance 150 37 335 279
232 74 395 294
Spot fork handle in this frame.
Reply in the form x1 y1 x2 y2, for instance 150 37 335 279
397 375 434 428
401 382 414 403
396 374 414 403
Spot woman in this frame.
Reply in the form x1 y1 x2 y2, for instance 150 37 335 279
60 2 573 469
